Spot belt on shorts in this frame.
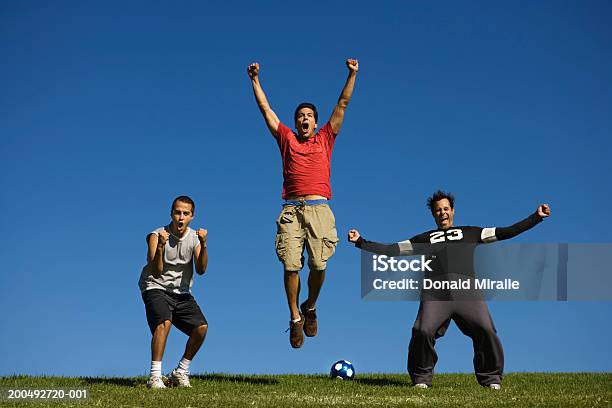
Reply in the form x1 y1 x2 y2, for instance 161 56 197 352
283 199 328 206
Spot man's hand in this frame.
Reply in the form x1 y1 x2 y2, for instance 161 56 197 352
247 62 260 80
537 204 551 218
346 59 359 73
348 229 361 243
197 228 208 245
157 230 170 246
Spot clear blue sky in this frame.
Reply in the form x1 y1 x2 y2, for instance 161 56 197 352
1 1 611 377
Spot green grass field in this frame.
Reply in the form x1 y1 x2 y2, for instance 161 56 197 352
1 373 610 407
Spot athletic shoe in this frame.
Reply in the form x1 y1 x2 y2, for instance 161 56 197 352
414 383 429 389
300 302 318 337
489 384 501 390
287 313 305 348
169 369 192 388
146 376 166 389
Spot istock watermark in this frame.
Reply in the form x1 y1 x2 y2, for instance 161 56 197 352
360 243 612 301
372 255 433 272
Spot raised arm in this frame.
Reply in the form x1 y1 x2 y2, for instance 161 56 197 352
329 59 359 135
147 230 169 279
348 228 413 256
481 204 551 243
247 62 281 138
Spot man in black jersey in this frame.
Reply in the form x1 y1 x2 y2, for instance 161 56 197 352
348 190 551 389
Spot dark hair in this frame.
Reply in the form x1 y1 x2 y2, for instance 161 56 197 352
294 102 318 123
426 190 455 213
171 195 195 214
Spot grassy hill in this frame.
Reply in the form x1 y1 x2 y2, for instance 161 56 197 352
1 373 610 407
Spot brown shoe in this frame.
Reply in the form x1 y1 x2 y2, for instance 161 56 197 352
288 313 305 348
300 302 318 337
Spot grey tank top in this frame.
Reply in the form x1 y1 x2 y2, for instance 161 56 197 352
138 226 200 294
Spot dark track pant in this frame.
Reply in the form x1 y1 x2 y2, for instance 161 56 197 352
407 300 504 386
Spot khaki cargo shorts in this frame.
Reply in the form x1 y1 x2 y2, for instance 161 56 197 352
274 203 339 271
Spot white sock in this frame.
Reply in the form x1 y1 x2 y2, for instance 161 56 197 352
291 317 301 323
177 358 191 374
150 361 162 378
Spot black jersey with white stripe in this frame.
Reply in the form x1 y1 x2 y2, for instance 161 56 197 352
356 212 543 300
357 212 542 253
357 212 543 277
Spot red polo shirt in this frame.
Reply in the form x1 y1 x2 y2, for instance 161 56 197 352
275 121 336 199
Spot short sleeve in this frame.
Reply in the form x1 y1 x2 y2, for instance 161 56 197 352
276 122 294 150
318 122 337 148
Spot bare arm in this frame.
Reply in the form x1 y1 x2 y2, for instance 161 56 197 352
248 62 280 138
330 59 359 135
147 230 169 279
194 229 209 275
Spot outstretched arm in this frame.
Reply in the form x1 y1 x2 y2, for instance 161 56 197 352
329 59 359 135
481 204 551 243
348 228 413 256
248 62 281 138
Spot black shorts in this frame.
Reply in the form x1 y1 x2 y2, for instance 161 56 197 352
141 289 207 335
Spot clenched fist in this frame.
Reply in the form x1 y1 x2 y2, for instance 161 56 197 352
157 230 170 246
346 59 359 73
196 228 208 244
537 204 551 218
348 229 361 243
247 62 259 79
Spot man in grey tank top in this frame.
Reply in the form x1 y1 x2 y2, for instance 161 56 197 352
138 196 209 389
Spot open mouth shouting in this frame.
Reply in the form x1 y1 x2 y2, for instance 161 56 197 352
436 214 451 229
298 120 313 137
294 105 317 137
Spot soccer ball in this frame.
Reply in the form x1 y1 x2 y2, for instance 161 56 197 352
330 360 355 380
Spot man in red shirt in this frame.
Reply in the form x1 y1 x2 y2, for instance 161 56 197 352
248 59 358 348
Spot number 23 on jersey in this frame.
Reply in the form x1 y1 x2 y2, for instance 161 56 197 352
429 229 464 243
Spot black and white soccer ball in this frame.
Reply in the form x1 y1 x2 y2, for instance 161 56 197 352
330 360 355 380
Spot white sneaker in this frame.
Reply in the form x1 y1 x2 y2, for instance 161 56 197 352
414 383 429 389
489 383 501 390
169 368 192 388
146 376 166 389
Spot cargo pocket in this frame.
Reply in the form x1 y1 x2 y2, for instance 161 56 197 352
277 208 295 225
321 236 339 262
275 233 287 262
